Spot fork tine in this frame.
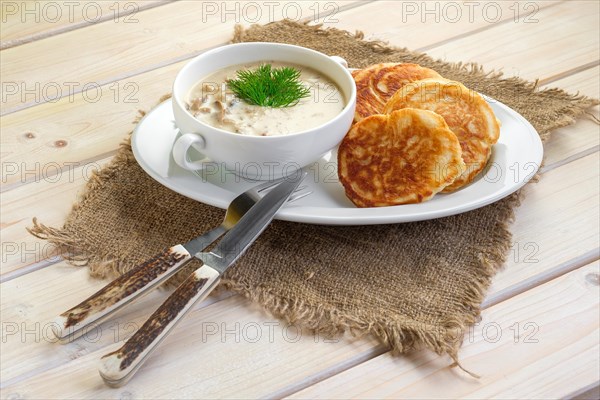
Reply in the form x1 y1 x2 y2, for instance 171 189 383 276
288 190 313 203
260 182 309 196
255 176 286 193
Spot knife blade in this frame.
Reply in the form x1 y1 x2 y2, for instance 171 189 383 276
196 171 306 273
99 170 307 387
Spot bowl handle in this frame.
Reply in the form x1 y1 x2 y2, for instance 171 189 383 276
330 56 349 69
172 132 211 171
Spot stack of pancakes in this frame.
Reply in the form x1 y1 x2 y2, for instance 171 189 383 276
338 63 500 207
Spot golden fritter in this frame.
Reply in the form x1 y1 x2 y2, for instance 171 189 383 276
383 78 500 192
338 108 465 207
353 63 442 122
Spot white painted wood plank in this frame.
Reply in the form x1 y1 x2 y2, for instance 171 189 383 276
0 61 184 190
0 1 169 49
489 152 599 295
288 261 600 399
542 65 600 98
0 263 236 385
321 0 561 52
1 157 111 277
425 1 600 82
539 65 599 172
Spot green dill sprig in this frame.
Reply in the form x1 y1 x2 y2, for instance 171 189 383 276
227 64 311 108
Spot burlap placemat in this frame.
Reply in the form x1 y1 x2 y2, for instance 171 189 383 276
30 21 598 372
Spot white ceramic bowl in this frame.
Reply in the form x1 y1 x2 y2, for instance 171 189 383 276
171 42 356 180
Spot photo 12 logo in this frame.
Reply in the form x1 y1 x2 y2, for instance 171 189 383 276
1 1 140 24
399 1 540 24
1 161 102 186
1 81 139 105
199 1 341 24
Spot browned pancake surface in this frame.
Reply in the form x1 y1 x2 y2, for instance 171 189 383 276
384 78 500 192
353 63 442 122
338 109 465 207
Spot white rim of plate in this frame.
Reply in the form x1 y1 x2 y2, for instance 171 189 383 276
131 97 543 225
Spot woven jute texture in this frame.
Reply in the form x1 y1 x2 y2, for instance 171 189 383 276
30 21 598 371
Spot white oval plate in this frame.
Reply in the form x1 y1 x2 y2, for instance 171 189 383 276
131 98 542 225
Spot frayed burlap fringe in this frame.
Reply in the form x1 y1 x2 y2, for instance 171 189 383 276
29 20 598 377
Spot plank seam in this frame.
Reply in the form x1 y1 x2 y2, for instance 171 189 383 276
538 60 600 87
541 145 599 174
0 255 63 284
0 0 177 50
265 344 389 400
415 0 566 53
565 382 600 400
481 248 600 309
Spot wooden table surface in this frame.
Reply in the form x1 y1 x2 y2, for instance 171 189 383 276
1 1 599 398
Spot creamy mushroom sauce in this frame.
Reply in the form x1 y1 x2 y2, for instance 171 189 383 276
186 61 345 136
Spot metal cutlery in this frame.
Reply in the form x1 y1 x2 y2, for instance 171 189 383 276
97 170 307 386
52 177 309 342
